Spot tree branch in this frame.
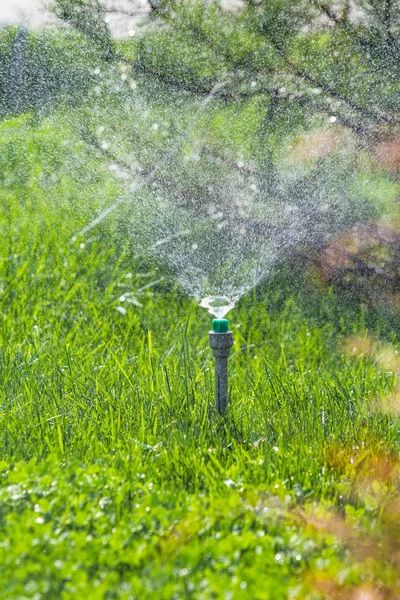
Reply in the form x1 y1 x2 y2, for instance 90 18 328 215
280 53 400 126
313 1 342 25
103 7 137 17
160 4 400 126
383 0 395 44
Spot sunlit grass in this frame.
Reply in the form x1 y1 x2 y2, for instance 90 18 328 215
1 112 400 598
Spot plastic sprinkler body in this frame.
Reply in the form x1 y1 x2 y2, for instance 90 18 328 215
209 319 233 413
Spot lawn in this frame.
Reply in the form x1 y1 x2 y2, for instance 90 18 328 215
1 26 400 600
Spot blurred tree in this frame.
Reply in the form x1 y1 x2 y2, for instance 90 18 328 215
0 27 99 117
49 0 400 136
49 0 400 305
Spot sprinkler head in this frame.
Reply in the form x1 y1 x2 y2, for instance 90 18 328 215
209 320 233 353
212 319 229 333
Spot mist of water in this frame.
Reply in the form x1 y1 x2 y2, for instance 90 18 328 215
4 0 395 319
199 296 236 319
70 77 376 317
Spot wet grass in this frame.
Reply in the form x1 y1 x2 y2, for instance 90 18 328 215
1 115 400 598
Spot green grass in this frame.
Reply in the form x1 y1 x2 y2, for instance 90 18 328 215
1 109 400 597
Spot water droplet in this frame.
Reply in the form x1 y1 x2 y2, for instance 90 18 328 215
224 479 235 487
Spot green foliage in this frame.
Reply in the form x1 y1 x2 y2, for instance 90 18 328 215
0 27 99 117
245 0 315 49
50 0 399 141
0 114 121 223
49 0 114 60
0 459 364 599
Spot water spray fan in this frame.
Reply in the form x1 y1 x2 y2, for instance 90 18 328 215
209 319 233 413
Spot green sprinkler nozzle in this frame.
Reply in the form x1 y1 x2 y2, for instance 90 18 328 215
212 319 229 333
209 319 233 413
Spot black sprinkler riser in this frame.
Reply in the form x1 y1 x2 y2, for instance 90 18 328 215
209 328 233 414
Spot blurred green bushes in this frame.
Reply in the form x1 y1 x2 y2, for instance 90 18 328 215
0 26 99 117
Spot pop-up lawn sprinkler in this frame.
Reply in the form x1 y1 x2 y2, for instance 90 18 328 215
209 318 233 413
